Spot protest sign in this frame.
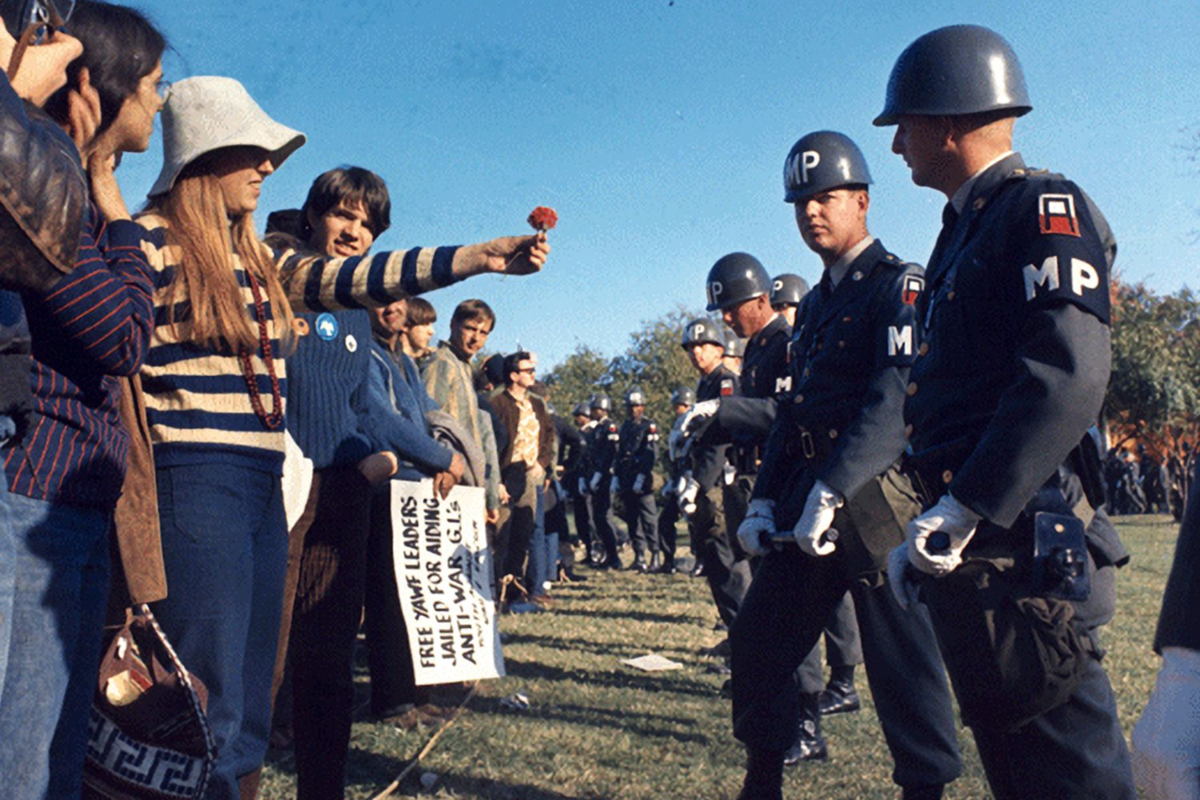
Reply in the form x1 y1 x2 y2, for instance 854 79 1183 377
391 479 505 685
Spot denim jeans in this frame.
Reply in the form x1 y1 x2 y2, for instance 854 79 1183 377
151 463 287 800
525 485 554 595
0 481 110 799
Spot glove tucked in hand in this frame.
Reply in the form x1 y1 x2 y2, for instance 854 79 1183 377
578 477 588 496
793 480 843 557
610 475 620 494
589 472 603 492
887 542 923 610
633 474 646 494
905 493 982 576
679 475 700 518
737 498 776 558
680 399 720 436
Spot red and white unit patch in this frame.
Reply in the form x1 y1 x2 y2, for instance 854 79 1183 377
720 379 734 397
902 275 923 306
1038 193 1081 237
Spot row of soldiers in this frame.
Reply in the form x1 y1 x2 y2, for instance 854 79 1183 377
1104 443 1195 520
563 25 1139 800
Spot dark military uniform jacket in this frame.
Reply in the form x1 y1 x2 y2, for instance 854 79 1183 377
905 153 1126 567
754 239 923 510
1155 473 1200 653
616 416 659 493
585 413 620 487
691 364 740 491
714 314 793 474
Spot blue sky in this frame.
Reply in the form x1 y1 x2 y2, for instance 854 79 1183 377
116 0 1200 369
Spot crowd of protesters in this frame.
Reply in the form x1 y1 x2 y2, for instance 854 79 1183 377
0 2 553 797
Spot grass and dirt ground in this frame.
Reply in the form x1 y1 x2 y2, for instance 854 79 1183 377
260 515 1180 799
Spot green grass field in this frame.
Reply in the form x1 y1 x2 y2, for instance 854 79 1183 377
260 515 1180 799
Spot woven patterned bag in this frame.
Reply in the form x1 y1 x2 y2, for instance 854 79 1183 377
83 605 217 799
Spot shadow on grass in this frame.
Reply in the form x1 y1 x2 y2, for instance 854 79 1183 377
470 694 711 745
503 658 720 699
545 606 698 624
502 631 699 661
439 772 592 800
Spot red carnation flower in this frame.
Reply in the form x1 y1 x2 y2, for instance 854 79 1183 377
527 206 558 232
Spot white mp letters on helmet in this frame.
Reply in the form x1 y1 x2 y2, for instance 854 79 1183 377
786 150 821 186
887 325 913 357
1023 256 1099 301
708 281 724 305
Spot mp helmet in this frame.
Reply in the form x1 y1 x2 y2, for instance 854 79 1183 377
874 25 1031 126
590 393 612 413
705 252 771 312
626 386 646 407
770 273 810 308
724 338 746 359
681 318 725 349
572 402 590 418
783 131 872 204
671 387 696 406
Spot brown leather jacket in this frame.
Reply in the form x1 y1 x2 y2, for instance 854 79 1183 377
0 73 85 293
491 389 555 472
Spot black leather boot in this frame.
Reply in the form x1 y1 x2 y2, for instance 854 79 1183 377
818 667 861 716
784 693 828 766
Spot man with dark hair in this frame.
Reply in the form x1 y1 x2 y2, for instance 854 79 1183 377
879 24 1133 798
491 351 555 605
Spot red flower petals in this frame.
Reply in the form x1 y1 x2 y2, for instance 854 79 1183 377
527 206 558 232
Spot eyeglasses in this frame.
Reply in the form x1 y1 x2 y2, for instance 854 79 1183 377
516 367 536 374
155 79 172 99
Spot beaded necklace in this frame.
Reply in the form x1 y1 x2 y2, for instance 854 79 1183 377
238 267 284 430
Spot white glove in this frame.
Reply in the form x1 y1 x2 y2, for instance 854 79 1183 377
680 399 720 436
633 474 646 494
590 472 602 492
679 476 700 517
887 542 923 610
793 480 844 557
578 477 588 496
905 493 982 576
673 475 689 497
737 498 775 557
610 475 620 494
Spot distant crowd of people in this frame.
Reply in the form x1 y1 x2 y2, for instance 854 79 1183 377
1104 442 1195 520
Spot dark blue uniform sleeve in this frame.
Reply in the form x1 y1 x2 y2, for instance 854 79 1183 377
818 267 921 499
950 180 1112 526
636 421 659 479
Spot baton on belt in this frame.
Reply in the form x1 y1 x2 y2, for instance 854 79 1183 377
768 529 840 546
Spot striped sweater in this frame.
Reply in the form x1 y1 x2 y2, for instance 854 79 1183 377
135 217 459 473
2 204 155 509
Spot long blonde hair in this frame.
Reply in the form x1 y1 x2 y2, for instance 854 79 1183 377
149 167 295 354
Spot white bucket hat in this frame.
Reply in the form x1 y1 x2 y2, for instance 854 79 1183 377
148 75 306 197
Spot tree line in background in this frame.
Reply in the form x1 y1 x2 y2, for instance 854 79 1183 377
538 280 1200 468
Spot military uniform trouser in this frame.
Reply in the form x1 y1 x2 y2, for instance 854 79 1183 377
619 489 660 556
590 487 620 564
689 485 752 627
921 551 1135 800
657 496 680 563
572 493 594 552
791 590 864 695
730 545 963 789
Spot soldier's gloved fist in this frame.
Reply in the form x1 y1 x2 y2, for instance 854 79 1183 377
905 493 982 576
793 480 844 557
887 543 923 610
610 476 620 494
679 476 700 517
578 477 588 496
680 399 720 436
737 499 775 558
589 472 603 492
633 474 646 494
